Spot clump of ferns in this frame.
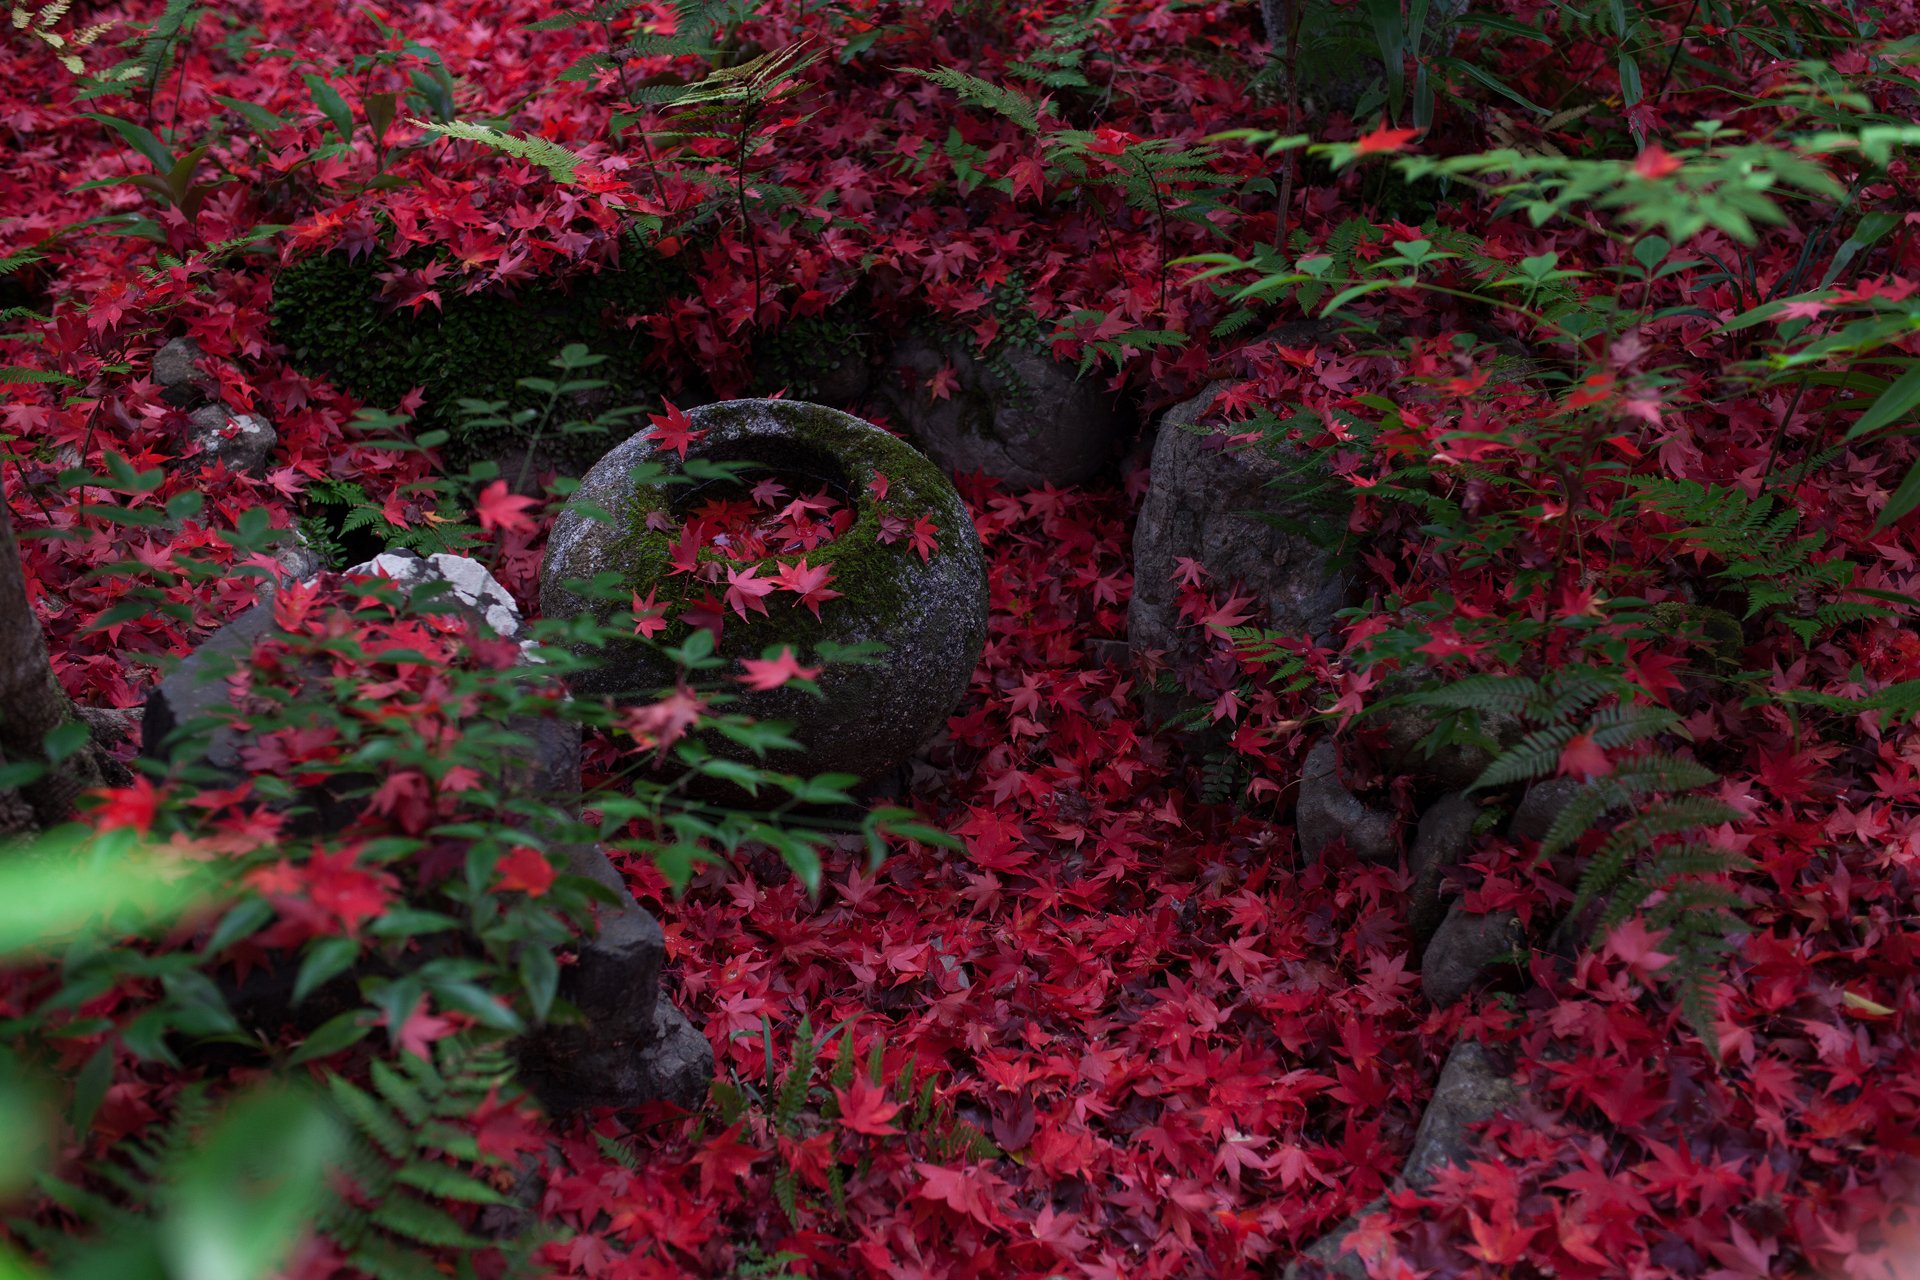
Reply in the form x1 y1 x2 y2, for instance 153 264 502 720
1408 667 1749 1054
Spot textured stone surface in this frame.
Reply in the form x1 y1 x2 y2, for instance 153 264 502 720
1129 382 1350 675
186 404 277 476
1296 740 1397 863
1402 1039 1520 1189
1369 662 1522 795
1407 791 1478 949
1422 904 1524 1006
153 336 212 407
1286 1038 1519 1278
1509 776 1584 844
518 841 714 1115
541 398 988 782
875 333 1127 488
347 550 524 640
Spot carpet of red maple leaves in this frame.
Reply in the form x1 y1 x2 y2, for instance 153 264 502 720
8 0 1920 1276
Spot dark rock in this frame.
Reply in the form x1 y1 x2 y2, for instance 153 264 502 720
1368 661 1521 794
518 847 703 1114
76 705 140 747
1509 777 1584 845
633 999 715 1110
142 602 279 777
1401 1039 1519 1189
875 333 1127 488
540 398 989 783
1406 792 1478 950
521 837 712 1114
153 336 212 407
1421 904 1524 1007
1129 382 1350 678
144 567 706 1112
1296 741 1396 863
271 529 326 582
1286 1039 1520 1277
185 404 277 477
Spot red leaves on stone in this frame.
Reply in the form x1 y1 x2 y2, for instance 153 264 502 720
735 648 822 691
647 400 706 460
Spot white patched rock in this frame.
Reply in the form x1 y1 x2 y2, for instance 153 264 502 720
186 404 277 476
346 549 524 640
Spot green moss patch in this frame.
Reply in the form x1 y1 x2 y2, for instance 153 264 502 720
270 234 690 467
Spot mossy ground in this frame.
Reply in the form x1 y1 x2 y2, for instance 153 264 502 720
270 233 690 468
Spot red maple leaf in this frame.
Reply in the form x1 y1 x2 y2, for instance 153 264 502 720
646 399 706 459
387 995 456 1060
908 514 940 562
723 565 774 619
91 775 161 834
474 480 538 533
494 845 556 897
736 647 823 691
692 1121 761 1196
1354 124 1421 155
631 587 670 638
1201 593 1256 632
833 1075 902 1136
915 1162 1007 1227
1557 731 1612 779
770 557 843 617
1633 144 1683 179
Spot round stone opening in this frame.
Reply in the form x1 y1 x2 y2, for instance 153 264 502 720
541 399 990 783
661 447 856 562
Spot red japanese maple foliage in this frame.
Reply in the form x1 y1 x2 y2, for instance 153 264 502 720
5 0 1920 1276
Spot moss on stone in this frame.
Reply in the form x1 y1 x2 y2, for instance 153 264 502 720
613 401 956 659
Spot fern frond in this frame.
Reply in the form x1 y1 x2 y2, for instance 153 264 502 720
413 119 584 184
900 66 1046 133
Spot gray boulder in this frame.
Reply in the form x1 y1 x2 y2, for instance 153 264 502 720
153 336 213 407
1421 904 1524 1006
1367 661 1522 794
346 550 525 640
1296 740 1396 863
1400 1038 1519 1190
517 838 712 1113
1285 1038 1518 1278
1406 791 1478 949
1508 777 1584 844
875 332 1126 488
142 563 709 1112
541 398 988 783
1129 382 1350 672
186 404 277 476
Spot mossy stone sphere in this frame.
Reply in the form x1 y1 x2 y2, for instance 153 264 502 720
540 399 988 782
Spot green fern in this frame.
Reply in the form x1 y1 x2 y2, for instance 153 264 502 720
1443 669 1749 1057
1622 476 1869 630
899 66 1046 134
322 1037 528 1275
413 119 585 184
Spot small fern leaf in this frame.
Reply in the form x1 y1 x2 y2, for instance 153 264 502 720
413 119 584 184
